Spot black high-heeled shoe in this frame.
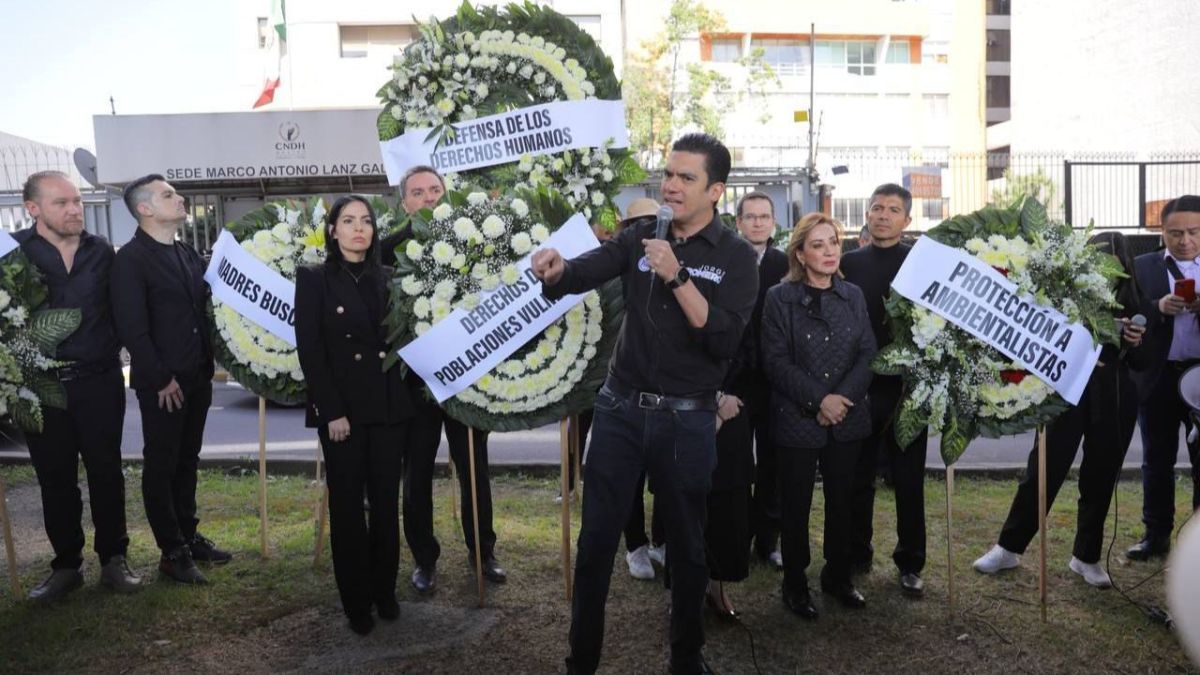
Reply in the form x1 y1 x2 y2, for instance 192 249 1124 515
705 586 740 620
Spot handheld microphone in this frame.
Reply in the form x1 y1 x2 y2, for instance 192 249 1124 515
1118 313 1147 360
655 205 674 241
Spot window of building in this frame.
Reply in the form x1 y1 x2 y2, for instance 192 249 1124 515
816 40 877 76
710 38 742 62
986 75 1011 107
987 146 1011 181
986 0 1011 16
257 17 269 49
339 25 417 59
565 15 602 42
986 29 1011 61
749 38 808 75
833 198 870 228
886 41 911 64
922 198 948 222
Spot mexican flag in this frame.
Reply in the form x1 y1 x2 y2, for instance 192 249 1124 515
253 0 286 108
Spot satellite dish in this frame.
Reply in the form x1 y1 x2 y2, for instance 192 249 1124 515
73 147 101 189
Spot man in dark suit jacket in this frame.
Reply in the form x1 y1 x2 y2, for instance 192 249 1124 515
1128 195 1200 560
111 174 229 584
732 191 790 568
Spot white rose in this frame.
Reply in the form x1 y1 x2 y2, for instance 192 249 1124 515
452 217 478 241
511 232 533 255
510 198 529 217
481 215 505 239
530 224 550 243
406 240 424 260
467 191 488 206
432 203 454 221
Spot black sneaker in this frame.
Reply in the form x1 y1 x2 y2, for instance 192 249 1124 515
159 547 208 585
188 533 233 565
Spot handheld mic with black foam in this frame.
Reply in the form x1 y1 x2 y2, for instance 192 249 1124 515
1118 313 1148 360
655 205 674 241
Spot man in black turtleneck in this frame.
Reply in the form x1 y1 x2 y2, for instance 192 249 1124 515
840 183 928 598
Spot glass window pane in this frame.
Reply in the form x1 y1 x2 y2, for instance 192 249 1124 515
711 38 741 62
862 43 877 63
887 42 910 63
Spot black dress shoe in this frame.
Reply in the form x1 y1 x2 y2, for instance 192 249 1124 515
188 534 233 565
821 580 867 608
411 565 437 594
376 596 400 621
159 547 208 585
27 569 83 602
473 555 507 584
899 572 925 598
1126 537 1170 561
782 586 818 620
348 612 375 635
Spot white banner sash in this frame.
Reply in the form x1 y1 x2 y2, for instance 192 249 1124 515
203 230 298 346
0 230 18 259
399 215 600 402
379 99 629 185
890 236 1101 405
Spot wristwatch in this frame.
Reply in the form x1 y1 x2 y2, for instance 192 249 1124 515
666 266 691 290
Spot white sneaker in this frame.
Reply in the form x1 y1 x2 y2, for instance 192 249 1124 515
768 550 783 569
626 545 655 580
1068 556 1112 588
647 544 666 566
972 545 1020 574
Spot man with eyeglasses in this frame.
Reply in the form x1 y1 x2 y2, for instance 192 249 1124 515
111 174 229 585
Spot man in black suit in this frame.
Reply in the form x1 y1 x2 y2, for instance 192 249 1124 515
111 174 229 584
16 171 141 601
734 191 790 569
389 166 507 593
1128 195 1200 560
842 183 927 597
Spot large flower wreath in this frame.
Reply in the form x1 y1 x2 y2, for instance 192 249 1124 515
386 188 622 431
873 198 1125 464
376 1 645 231
208 198 332 404
0 248 80 433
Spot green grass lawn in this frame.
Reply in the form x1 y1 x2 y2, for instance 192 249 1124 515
0 466 1194 674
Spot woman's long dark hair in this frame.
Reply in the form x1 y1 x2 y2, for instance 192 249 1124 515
1089 231 1141 317
324 195 381 268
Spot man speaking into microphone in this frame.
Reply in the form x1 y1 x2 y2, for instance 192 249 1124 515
532 133 758 675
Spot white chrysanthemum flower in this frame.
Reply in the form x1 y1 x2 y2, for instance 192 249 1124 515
406 240 424 260
590 191 605 206
519 64 533 79
510 198 529 217
401 275 424 296
452 217 478 241
413 296 431 319
467 192 488 206
0 289 10 311
271 222 293 242
481 274 500 291
455 53 470 69
511 232 533 255
431 241 456 265
432 203 454 221
436 99 455 115
471 262 489 279
481 215 505 239
434 279 457 300
500 265 521 286
530 224 550 243
414 321 432 336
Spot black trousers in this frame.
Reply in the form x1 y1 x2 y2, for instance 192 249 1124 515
320 422 403 617
707 487 751 582
25 368 128 570
998 369 1138 562
567 383 716 675
849 380 928 574
1137 363 1200 539
779 440 860 591
402 398 496 568
748 409 780 556
136 380 211 553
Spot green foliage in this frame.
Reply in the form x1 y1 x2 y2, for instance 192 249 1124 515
990 167 1059 212
25 308 81 354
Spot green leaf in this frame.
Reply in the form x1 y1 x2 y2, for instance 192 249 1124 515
871 343 905 376
894 401 927 449
1019 196 1048 233
28 373 67 410
10 398 42 434
613 153 648 185
377 109 402 142
25 308 81 353
596 205 618 233
939 414 971 466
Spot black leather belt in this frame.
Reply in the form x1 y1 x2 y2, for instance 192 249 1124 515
56 363 118 382
604 377 716 412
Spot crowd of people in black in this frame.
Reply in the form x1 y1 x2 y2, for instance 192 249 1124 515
10 133 1200 675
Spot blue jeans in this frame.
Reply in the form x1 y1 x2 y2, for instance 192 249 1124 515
567 379 717 675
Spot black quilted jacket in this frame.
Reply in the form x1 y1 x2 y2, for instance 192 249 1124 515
761 277 877 449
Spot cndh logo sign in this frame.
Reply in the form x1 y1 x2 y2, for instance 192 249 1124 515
276 121 305 158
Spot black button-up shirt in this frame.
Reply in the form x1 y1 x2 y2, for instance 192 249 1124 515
543 210 759 396
12 227 120 369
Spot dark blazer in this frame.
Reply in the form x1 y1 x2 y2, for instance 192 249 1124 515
1132 250 1176 401
294 262 413 429
111 228 214 391
761 276 877 449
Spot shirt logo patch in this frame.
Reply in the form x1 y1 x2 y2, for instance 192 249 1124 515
687 265 726 284
637 255 651 272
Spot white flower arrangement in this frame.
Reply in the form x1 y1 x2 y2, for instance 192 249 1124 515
210 198 328 404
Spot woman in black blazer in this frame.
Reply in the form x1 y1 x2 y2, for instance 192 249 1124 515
295 196 413 635
761 213 876 620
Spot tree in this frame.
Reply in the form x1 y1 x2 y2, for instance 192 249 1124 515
622 0 779 168
990 167 1059 210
